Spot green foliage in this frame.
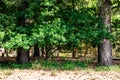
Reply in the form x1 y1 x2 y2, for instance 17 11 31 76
112 0 120 13
43 19 67 45
0 0 115 52
111 0 120 49
0 32 5 46
3 34 33 49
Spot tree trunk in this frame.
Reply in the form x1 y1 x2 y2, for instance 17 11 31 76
45 45 50 60
72 48 76 58
41 47 45 58
98 39 112 65
45 47 49 60
98 0 112 66
33 44 40 57
17 47 29 64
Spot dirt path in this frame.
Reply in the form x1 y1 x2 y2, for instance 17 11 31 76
0 69 120 80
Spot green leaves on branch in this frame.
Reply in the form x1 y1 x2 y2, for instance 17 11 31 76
32 18 67 47
3 34 32 50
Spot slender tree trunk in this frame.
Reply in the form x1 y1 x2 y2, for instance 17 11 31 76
45 46 49 60
41 47 45 58
17 47 29 64
98 0 112 66
45 45 50 60
72 47 76 58
33 44 40 57
84 43 89 57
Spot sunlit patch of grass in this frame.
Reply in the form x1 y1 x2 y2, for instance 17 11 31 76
96 65 120 72
0 69 13 76
50 70 57 76
3 70 12 76
59 53 72 57
32 63 42 70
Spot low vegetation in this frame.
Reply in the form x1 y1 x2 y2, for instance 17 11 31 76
0 59 120 72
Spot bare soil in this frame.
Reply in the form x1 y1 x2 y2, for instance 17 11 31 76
0 69 120 80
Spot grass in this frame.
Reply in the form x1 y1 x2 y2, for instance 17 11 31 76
0 60 120 72
0 61 32 69
2 69 12 76
50 70 57 76
95 65 120 72
32 60 88 70
0 60 88 70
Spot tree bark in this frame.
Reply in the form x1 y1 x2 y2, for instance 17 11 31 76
45 45 50 60
17 47 29 64
72 48 76 58
41 47 45 58
98 0 112 66
33 44 40 57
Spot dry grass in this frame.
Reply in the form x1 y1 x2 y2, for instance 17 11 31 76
50 70 57 76
0 69 13 76
41 72 46 75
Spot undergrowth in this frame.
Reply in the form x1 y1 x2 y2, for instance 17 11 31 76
0 60 120 72
0 60 88 70
32 60 88 70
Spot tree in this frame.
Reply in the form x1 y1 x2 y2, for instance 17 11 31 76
29 0 67 60
33 44 40 58
16 0 30 64
0 0 115 65
98 0 113 66
16 47 29 64
1 0 33 64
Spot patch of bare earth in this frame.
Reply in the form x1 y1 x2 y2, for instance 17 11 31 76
0 69 120 80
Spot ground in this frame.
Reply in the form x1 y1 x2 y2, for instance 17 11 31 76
0 69 120 80
0 56 120 80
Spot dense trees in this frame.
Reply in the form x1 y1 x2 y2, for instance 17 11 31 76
0 0 119 65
